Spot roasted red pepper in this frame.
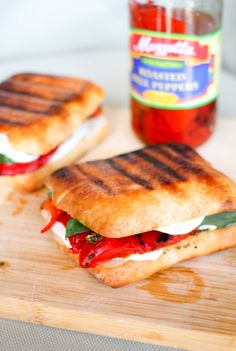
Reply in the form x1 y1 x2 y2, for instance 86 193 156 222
69 230 190 268
42 199 191 268
130 3 185 33
78 235 145 268
68 232 91 254
0 147 57 176
57 212 71 227
41 197 70 233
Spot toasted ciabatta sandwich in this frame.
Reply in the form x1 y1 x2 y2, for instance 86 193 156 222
0 73 108 192
41 143 236 288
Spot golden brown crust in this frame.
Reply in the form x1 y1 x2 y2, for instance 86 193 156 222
54 224 236 288
47 143 236 237
0 73 104 154
0 117 109 192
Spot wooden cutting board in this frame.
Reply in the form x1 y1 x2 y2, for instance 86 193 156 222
1 108 236 351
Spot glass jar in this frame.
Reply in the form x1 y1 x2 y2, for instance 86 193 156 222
129 0 223 147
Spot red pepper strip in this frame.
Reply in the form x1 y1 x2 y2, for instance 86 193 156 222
69 231 191 269
88 233 190 268
139 231 190 251
0 147 58 176
57 212 71 227
138 231 162 251
41 198 65 234
68 232 92 254
79 235 145 268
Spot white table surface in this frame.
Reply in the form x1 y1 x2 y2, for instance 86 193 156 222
0 49 236 351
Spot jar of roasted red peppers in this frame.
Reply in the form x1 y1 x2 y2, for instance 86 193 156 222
129 0 223 146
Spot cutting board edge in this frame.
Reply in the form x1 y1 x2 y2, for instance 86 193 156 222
1 296 236 351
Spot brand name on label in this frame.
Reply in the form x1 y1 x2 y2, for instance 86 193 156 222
131 34 208 60
133 36 194 57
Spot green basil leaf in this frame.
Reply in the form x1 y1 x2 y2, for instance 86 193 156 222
200 210 236 229
0 154 14 164
66 217 90 238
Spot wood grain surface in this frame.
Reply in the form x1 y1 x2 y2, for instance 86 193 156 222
1 108 236 351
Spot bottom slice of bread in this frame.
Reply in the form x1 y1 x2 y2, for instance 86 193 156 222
0 117 109 192
54 224 236 288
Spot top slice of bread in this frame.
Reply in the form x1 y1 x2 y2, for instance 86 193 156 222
47 143 236 237
0 73 104 154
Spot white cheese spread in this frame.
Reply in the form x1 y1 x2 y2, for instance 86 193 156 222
156 216 205 235
51 221 72 248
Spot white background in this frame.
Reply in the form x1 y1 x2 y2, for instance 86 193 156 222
0 0 127 60
0 0 235 71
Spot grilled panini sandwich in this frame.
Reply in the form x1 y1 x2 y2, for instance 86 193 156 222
41 143 236 287
0 73 108 192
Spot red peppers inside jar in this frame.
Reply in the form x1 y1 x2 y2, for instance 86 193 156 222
129 0 223 147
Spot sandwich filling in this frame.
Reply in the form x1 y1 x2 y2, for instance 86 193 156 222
0 108 104 176
41 196 236 268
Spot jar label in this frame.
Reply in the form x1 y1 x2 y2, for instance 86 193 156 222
130 28 221 109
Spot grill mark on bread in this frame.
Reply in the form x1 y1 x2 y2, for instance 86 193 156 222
164 143 196 160
53 167 76 183
153 144 210 178
135 149 186 182
118 153 137 164
0 80 79 102
0 86 74 103
0 103 54 115
119 153 173 186
76 165 113 194
106 159 153 190
0 75 90 119
0 106 52 123
0 90 61 114
84 159 133 191
0 117 24 126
